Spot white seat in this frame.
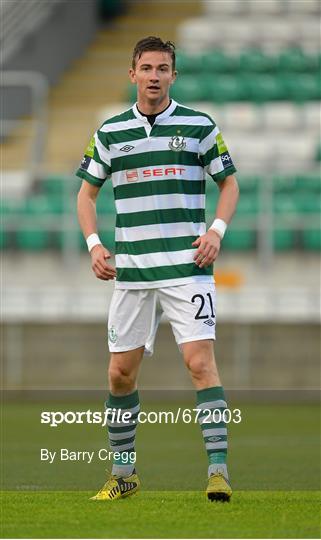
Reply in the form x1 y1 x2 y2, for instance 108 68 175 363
286 0 320 15
303 103 321 132
247 0 283 15
177 18 218 53
202 0 245 16
262 103 299 131
220 103 260 131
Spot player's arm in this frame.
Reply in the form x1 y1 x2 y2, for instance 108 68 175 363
77 180 116 281
193 174 239 268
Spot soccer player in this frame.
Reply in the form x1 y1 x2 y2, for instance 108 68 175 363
76 36 239 502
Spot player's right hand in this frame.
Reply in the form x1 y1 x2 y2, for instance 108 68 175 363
90 245 117 281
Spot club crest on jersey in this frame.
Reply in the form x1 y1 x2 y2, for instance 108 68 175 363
168 135 186 152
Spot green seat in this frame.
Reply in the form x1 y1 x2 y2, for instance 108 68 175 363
171 76 207 101
315 142 321 162
297 193 321 213
207 75 247 102
239 49 275 73
202 50 236 73
247 74 287 102
273 229 296 250
278 48 318 73
238 175 261 193
176 52 203 74
274 194 298 213
273 174 297 193
236 195 259 214
100 230 115 251
283 74 321 102
223 229 256 250
295 172 321 192
127 84 137 103
302 229 321 250
15 229 50 250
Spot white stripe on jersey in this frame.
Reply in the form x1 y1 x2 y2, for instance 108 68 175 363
95 133 111 166
115 248 197 269
207 156 224 176
109 136 200 157
99 118 145 133
199 126 220 155
160 115 214 127
87 158 106 179
115 193 205 214
115 221 206 242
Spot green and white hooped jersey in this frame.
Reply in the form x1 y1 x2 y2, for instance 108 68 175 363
76 100 236 289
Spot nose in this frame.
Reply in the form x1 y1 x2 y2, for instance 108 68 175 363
149 69 159 81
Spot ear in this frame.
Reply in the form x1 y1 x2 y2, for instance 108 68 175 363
171 70 177 84
129 68 136 84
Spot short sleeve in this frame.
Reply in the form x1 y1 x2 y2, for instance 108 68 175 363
199 124 236 182
75 130 111 187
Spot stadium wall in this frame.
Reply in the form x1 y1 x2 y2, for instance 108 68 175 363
1 322 319 392
2 0 98 126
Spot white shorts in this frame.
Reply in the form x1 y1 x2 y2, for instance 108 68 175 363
107 281 216 356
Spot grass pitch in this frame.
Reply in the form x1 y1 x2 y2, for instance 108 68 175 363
2 399 320 537
1 490 320 538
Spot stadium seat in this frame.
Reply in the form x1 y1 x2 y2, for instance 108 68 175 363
283 74 321 102
273 174 297 193
315 142 321 162
302 228 321 250
278 48 319 73
206 75 247 102
223 229 256 250
171 76 208 101
238 49 275 73
100 230 115 251
273 229 296 250
238 175 261 193
247 75 287 102
201 50 237 73
15 230 50 250
176 52 203 74
295 173 321 192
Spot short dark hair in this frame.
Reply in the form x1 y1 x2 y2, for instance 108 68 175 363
132 36 176 70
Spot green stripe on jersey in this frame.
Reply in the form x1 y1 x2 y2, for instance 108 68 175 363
117 262 213 283
116 208 205 228
111 150 200 173
151 124 213 139
116 235 198 255
114 179 205 200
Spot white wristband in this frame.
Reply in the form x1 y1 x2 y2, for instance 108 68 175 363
86 233 102 253
209 218 227 239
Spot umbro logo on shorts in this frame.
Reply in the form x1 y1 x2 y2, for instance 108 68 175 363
120 145 135 152
204 319 215 326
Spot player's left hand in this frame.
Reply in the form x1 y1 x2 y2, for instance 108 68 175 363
192 230 221 268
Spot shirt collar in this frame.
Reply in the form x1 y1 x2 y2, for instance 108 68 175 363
132 99 178 123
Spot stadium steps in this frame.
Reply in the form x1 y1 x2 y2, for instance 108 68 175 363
1 1 201 173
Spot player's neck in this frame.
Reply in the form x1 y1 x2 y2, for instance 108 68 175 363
137 96 171 116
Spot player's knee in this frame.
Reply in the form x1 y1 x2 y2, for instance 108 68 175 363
108 364 135 390
183 342 214 379
185 355 213 379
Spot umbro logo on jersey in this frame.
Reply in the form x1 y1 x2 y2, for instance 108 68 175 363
204 319 215 326
120 145 135 152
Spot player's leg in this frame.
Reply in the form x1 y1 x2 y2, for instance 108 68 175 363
91 288 159 501
181 339 232 501
158 282 232 501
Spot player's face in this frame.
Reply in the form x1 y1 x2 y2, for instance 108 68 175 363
129 51 176 105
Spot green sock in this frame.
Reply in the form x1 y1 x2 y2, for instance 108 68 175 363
106 389 139 477
196 386 228 478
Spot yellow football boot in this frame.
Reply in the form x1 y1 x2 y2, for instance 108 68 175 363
206 472 232 502
90 471 140 501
